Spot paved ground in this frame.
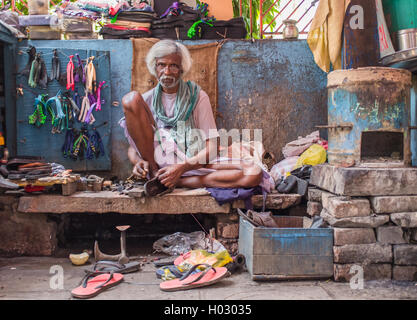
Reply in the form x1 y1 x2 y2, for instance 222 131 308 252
0 256 416 301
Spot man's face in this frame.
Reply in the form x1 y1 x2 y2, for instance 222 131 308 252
155 53 183 91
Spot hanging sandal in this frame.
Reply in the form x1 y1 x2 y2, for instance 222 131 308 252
159 264 229 292
20 46 36 76
49 49 60 82
71 270 123 299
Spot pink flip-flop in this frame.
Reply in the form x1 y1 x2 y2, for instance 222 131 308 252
71 271 124 299
160 264 229 292
173 251 192 266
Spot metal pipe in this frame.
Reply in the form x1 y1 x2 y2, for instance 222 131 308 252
260 0 281 38
260 0 263 39
250 0 253 38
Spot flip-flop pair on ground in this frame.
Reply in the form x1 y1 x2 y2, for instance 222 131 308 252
159 263 230 292
71 260 141 299
71 259 229 296
154 253 230 291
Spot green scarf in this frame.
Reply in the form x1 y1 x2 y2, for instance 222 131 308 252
153 79 204 159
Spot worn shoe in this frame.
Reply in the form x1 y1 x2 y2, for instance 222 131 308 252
144 177 171 197
0 165 8 178
0 176 19 189
276 175 297 194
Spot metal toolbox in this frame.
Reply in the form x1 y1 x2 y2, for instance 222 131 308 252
238 216 333 281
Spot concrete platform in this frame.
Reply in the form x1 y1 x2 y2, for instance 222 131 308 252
16 189 301 214
310 164 417 196
0 256 416 301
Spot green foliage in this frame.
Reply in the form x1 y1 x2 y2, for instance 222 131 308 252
1 0 77 15
14 0 28 15
232 0 280 39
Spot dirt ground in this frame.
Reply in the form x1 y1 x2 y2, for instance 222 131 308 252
0 255 416 301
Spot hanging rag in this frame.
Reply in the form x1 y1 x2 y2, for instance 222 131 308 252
38 55 48 89
74 53 85 83
79 94 91 122
28 94 47 127
62 129 75 158
46 90 66 133
86 128 105 159
21 46 36 76
95 81 106 111
66 55 75 91
50 49 61 82
85 56 96 93
28 53 41 88
307 0 351 73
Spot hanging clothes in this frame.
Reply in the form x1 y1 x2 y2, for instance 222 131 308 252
307 0 351 73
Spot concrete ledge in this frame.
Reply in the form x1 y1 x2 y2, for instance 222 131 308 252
311 164 417 196
17 189 301 214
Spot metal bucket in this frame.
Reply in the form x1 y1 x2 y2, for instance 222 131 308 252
395 28 417 51
327 67 412 167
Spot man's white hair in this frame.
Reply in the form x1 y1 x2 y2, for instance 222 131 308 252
146 40 192 77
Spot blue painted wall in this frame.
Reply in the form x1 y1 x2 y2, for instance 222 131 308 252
17 39 328 178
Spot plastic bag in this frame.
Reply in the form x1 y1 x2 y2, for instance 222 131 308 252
178 249 233 271
282 131 320 158
152 231 227 256
269 156 299 183
294 144 327 170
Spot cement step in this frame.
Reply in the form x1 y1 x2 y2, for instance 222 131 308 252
17 189 301 214
310 164 417 196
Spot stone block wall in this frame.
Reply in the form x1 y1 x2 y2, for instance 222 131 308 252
308 188 417 282
0 196 58 256
215 213 240 256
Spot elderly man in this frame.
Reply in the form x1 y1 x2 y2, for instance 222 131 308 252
121 40 272 195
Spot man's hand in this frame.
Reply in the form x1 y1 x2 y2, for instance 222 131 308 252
156 164 186 188
133 159 149 179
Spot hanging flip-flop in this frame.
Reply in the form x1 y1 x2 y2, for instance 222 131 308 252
49 49 60 82
71 271 123 299
159 264 229 292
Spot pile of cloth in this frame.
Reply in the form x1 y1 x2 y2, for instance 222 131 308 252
151 1 247 40
270 131 328 197
151 1 205 40
2 157 66 181
100 0 156 39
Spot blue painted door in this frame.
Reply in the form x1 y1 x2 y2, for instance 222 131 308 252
15 47 111 171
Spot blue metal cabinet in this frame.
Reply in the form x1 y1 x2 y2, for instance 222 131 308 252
239 216 334 280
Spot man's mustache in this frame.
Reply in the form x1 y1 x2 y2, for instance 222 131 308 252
159 75 180 88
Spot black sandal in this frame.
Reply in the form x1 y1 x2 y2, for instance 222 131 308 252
144 177 172 197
